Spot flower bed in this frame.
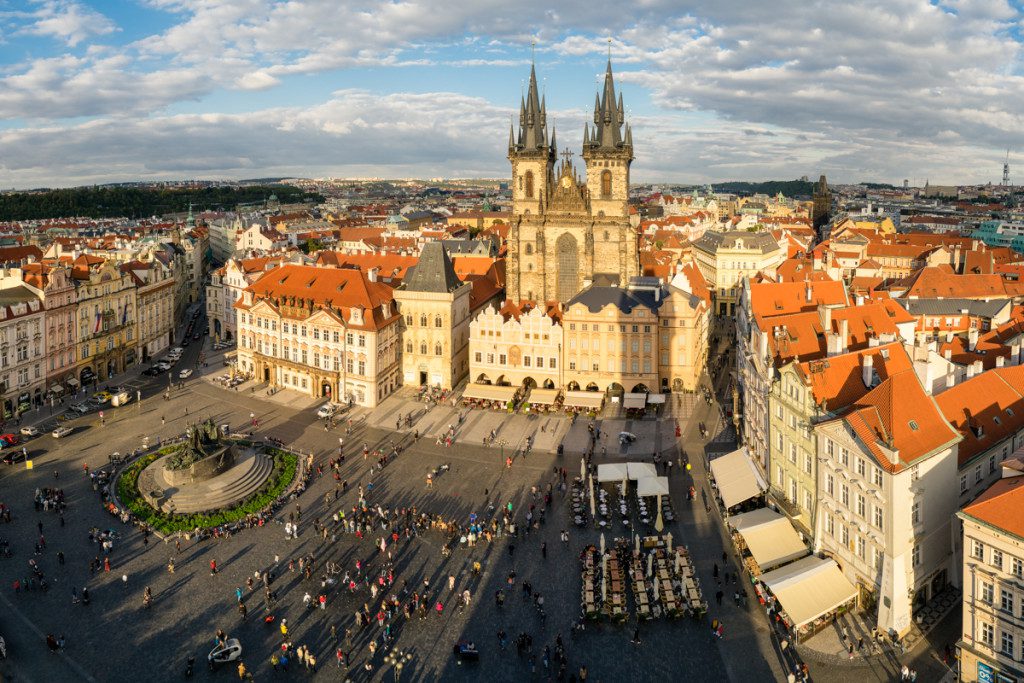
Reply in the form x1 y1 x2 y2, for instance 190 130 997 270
114 444 298 535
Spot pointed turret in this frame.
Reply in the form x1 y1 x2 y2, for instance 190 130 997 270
549 126 557 156
517 63 547 151
590 58 627 151
508 121 516 153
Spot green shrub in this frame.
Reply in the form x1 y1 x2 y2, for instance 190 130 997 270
113 446 299 535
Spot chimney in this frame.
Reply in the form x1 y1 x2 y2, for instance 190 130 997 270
862 353 874 388
819 304 832 331
1013 341 1022 365
855 294 864 306
997 356 1006 368
968 327 979 351
943 349 952 361
945 331 953 343
839 318 849 352
973 359 984 376
967 362 978 379
805 282 812 303
945 363 956 389
367 266 379 283
759 328 768 360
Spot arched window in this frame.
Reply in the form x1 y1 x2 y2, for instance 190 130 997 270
405 341 412 353
525 171 535 198
434 342 442 356
525 243 533 255
601 170 612 198
419 342 427 354
419 314 427 327
434 315 443 328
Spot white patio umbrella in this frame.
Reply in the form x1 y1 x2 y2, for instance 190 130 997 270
600 532 606 555
646 552 654 578
601 553 608 604
665 532 673 553
580 457 586 479
635 534 641 554
588 475 596 517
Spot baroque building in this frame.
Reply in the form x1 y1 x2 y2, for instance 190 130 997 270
506 60 638 303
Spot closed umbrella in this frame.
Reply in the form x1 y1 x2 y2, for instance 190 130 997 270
646 551 654 578
635 534 641 554
580 457 586 480
665 532 673 553
654 494 664 533
600 532 606 555
588 475 596 517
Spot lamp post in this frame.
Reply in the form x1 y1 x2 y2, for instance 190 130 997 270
497 438 509 462
383 650 412 681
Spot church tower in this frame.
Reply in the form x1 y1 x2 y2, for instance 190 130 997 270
506 57 639 304
811 174 831 230
508 64 555 218
582 59 633 219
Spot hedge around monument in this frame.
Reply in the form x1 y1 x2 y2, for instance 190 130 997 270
115 445 298 535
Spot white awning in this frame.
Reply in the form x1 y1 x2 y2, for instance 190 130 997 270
647 394 666 404
627 462 657 480
759 556 858 629
709 447 765 509
527 388 561 405
461 383 518 402
636 476 670 497
729 508 810 571
596 462 630 483
66 378 80 386
563 390 604 409
623 392 647 409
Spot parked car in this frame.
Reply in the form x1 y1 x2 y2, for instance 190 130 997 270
170 347 183 355
0 434 18 447
316 403 338 418
111 391 132 407
70 403 91 414
19 426 40 437
1 450 25 465
52 426 74 438
92 391 112 404
179 369 193 379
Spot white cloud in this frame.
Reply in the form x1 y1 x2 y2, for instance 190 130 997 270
17 0 117 47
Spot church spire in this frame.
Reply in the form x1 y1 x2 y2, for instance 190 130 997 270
517 63 547 151
588 57 628 152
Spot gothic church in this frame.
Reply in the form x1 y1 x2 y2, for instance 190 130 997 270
506 60 639 303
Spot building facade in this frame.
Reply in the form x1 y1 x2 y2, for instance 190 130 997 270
0 281 46 418
692 231 785 316
123 259 175 362
469 302 562 390
394 242 473 390
73 256 137 385
235 264 401 408
957 472 1024 683
505 61 638 303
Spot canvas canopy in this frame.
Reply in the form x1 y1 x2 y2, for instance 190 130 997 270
623 393 647 409
596 463 630 483
462 384 517 402
709 448 765 509
527 388 561 405
636 476 670 497
759 556 857 629
729 508 809 571
627 462 658 480
564 391 604 409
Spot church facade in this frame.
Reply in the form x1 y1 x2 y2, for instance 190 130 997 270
506 60 639 303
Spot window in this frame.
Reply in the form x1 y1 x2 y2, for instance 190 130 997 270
840 448 849 467
856 535 865 560
856 458 866 476
992 549 1004 570
789 443 797 464
434 343 442 356
973 539 985 560
600 170 612 198
825 512 834 536
1000 588 1013 613
840 484 849 507
872 466 883 487
839 524 848 546
873 505 883 530
990 455 997 475
549 358 557 369
524 356 531 367
825 438 835 456
498 354 506 365
804 454 813 475
911 500 920 525
856 494 865 518
912 544 921 567
524 170 534 198
803 489 813 512
981 581 994 604
435 316 442 328
961 474 968 494
1002 631 1014 656
825 473 834 496
980 622 994 647
474 352 481 363
1013 557 1023 579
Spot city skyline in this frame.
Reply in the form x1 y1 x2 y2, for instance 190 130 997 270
1 0 1023 189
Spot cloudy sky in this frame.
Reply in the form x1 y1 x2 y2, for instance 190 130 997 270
1 0 1022 188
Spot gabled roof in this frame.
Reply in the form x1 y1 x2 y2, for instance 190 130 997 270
749 279 849 320
403 242 461 293
841 370 960 472
962 474 1024 540
797 342 914 412
936 365 1024 467
896 267 1010 299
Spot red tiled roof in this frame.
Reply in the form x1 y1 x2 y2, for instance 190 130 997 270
798 342 913 411
749 279 848 319
936 365 1024 466
962 474 1024 540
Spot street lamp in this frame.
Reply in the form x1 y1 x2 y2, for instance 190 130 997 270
497 438 509 461
383 650 412 681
